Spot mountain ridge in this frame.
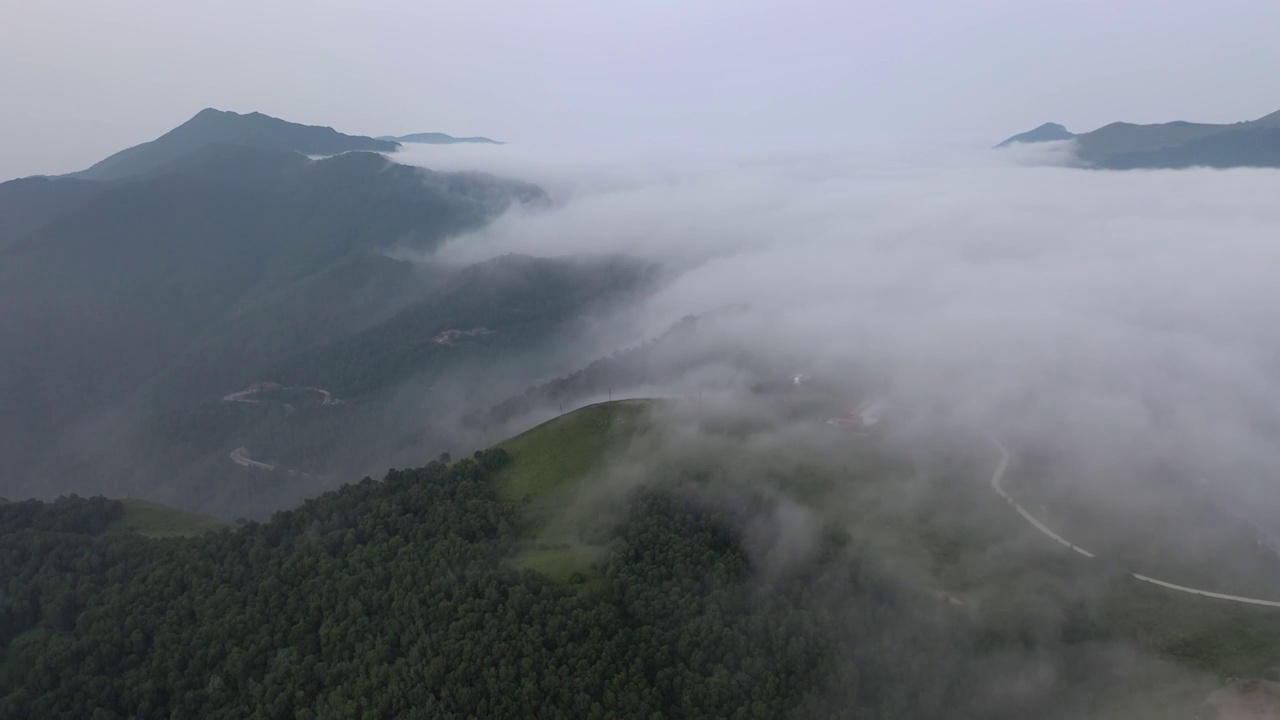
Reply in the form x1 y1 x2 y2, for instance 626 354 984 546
997 107 1280 169
69 108 400 180
0 141 549 512
994 122 1076 148
379 132 504 145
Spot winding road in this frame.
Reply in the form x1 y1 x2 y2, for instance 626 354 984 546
985 433 1280 609
229 446 276 472
222 384 336 405
224 383 337 476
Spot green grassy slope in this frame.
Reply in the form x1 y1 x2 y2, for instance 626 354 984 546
493 400 656 580
494 400 654 502
489 397 913 582
489 398 1280 688
109 498 230 538
1099 579 1280 679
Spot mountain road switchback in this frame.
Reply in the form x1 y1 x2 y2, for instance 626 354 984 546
985 433 1280 609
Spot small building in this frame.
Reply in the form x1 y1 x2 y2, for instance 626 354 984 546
828 412 865 427
826 400 886 433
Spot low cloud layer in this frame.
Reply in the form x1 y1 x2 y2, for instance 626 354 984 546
387 142 1280 713
395 142 1280 518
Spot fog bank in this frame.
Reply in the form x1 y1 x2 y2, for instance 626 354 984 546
395 142 1280 519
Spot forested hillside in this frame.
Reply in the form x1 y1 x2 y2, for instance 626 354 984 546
268 253 656 397
0 450 963 719
6 402 1270 718
40 252 659 519
0 107 680 521
0 138 558 511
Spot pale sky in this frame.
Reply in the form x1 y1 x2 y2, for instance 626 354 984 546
2 0 1279 179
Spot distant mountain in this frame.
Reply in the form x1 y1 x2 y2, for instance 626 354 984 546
71 108 399 180
379 132 504 145
998 108 1280 169
0 144 545 510
995 122 1076 148
266 253 656 397
1098 126 1280 170
2 106 663 518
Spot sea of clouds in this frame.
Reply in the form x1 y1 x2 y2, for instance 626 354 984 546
393 140 1280 517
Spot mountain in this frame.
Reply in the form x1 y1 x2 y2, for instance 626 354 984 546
1081 121 1280 169
995 122 1076 147
0 116 666 520
0 175 105 251
1 107 649 521
379 132 504 145
70 108 399 180
999 108 1280 169
265 253 657 398
123 253 659 516
1095 126 1280 169
0 142 548 511
1 146 543 397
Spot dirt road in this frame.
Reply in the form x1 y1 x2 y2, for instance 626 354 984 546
223 383 338 475
230 446 276 472
985 434 1280 608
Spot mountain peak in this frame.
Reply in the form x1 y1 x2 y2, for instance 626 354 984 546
995 122 1076 148
71 110 399 181
1253 109 1280 127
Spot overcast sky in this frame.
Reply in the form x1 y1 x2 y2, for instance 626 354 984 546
3 0 1279 178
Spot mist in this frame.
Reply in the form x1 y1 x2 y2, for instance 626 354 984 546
370 141 1280 715
390 141 1280 524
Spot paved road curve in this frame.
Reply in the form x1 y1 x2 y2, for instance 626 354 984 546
984 433 1280 609
230 446 276 472
223 383 338 474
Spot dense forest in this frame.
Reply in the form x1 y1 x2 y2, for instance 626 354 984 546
2 443 1221 719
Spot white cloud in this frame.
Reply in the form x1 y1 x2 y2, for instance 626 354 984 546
396 142 1280 516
